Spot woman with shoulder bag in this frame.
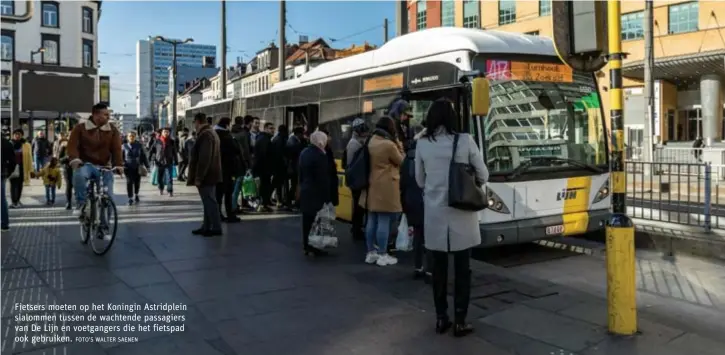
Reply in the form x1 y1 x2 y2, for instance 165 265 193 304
123 131 150 205
415 98 489 337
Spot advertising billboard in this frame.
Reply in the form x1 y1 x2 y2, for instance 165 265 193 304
99 75 110 106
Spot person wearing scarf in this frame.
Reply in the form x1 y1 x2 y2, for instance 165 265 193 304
148 127 178 196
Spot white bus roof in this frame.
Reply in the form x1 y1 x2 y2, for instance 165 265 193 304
263 27 557 95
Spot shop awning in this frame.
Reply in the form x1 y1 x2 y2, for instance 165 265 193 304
621 49 725 88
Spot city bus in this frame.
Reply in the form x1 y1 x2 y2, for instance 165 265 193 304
243 27 612 246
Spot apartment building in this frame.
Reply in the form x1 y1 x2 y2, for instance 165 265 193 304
407 0 725 146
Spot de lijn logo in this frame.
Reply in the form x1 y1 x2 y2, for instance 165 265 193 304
557 187 584 201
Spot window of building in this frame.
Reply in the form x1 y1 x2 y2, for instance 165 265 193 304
416 1 427 30
82 7 93 34
499 0 516 25
621 11 644 40
668 1 698 34
539 0 551 16
1 1 13 16
82 39 93 67
41 34 60 65
441 0 455 27
1 30 13 61
525 31 540 36
41 1 59 28
463 0 479 28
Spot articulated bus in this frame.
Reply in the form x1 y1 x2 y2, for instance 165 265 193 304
199 27 611 247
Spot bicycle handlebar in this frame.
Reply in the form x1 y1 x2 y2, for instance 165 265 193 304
83 163 123 172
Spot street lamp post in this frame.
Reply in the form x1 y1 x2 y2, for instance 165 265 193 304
154 36 193 135
30 47 45 64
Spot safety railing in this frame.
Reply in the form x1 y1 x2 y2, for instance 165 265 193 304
625 161 723 231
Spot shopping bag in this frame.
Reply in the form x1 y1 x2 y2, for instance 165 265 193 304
138 165 148 177
172 164 178 179
242 171 258 198
309 205 338 249
395 215 413 252
150 166 158 186
319 203 336 220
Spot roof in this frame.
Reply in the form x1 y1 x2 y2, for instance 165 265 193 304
622 49 725 87
285 38 332 65
261 27 557 95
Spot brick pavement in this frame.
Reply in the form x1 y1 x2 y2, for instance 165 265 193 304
1 179 724 354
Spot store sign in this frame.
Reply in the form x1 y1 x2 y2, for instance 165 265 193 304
653 80 661 137
99 76 110 106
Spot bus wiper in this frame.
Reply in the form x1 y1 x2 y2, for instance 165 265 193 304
505 156 603 181
535 156 605 173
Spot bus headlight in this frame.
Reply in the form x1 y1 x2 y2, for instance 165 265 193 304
486 188 510 214
592 178 610 204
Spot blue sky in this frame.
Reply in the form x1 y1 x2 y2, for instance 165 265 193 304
98 1 396 113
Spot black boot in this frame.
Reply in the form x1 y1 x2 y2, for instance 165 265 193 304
435 316 452 334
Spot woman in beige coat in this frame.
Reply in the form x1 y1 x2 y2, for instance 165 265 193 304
359 116 404 266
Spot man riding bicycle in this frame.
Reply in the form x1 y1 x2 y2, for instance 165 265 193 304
67 103 124 216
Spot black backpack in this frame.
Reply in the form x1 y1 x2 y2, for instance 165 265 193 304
344 138 371 191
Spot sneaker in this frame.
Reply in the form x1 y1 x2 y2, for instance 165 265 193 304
1 226 9 232
128 199 134 206
365 252 379 264
376 254 398 267
134 195 140 203
65 203 72 210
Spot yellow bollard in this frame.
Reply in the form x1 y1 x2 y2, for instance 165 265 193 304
606 0 637 335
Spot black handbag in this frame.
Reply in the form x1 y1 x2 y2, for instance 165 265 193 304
448 134 487 211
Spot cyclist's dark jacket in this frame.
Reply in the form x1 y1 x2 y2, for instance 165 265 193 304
67 119 123 167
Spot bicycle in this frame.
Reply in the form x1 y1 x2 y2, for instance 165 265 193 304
78 165 120 255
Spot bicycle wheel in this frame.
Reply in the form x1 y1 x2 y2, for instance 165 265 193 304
79 202 91 244
90 196 118 255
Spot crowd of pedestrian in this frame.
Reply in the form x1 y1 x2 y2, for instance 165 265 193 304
1 94 489 338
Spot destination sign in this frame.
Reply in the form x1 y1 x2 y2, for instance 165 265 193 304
363 73 404 93
510 62 573 83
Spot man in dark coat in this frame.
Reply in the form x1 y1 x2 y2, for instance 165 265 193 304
187 113 223 237
253 122 275 212
214 117 243 223
31 130 51 172
2 132 17 231
177 128 190 181
286 126 306 208
270 124 289 208
230 116 253 212
148 127 178 196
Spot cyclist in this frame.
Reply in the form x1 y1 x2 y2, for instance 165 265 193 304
67 103 124 216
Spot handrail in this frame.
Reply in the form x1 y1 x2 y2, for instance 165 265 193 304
1 1 33 23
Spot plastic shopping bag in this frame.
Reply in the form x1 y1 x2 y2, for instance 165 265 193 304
242 171 258 198
150 166 159 186
309 204 338 249
172 164 178 179
319 203 336 221
395 215 414 252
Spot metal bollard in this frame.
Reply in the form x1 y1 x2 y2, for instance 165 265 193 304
704 163 712 232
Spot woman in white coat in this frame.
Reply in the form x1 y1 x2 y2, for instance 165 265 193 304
415 98 488 337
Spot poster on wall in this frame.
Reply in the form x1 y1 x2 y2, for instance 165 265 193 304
99 76 110 107
1 71 11 110
653 80 661 138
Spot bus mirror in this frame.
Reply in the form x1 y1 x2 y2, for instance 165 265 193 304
471 78 490 116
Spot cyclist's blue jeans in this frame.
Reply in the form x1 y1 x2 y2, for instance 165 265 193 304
73 164 114 206
1 178 9 229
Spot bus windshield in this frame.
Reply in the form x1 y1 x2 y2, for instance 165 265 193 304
473 57 608 175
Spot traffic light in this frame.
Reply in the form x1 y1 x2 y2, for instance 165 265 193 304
552 0 609 73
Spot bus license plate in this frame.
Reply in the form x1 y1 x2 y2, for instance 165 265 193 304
546 225 564 235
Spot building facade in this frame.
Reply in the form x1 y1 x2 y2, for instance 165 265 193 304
407 0 725 147
168 65 218 97
1 0 102 138
136 37 215 119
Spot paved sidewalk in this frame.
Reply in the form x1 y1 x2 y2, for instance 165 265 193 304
1 179 724 354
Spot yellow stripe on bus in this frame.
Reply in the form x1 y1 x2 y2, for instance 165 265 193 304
562 176 592 236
